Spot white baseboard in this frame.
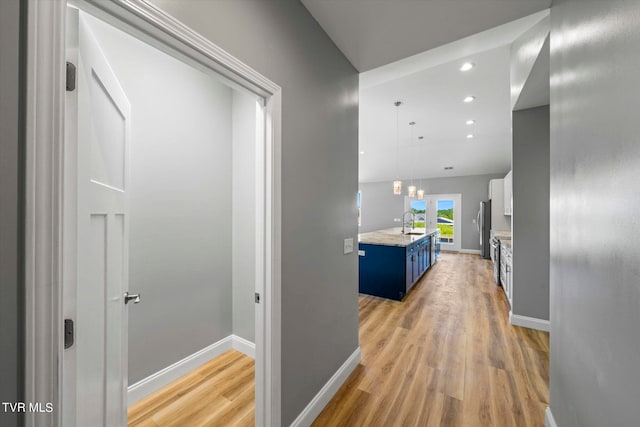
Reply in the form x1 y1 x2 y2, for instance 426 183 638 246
290 347 362 427
128 334 256 405
459 249 482 255
510 312 550 332
545 407 557 427
231 334 256 358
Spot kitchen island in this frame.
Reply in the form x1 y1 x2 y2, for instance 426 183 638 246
358 227 440 301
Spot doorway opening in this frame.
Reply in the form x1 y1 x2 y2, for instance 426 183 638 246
409 199 426 228
63 7 265 426
406 194 462 252
24 1 282 426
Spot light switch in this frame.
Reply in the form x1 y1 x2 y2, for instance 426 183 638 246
344 238 354 254
393 218 401 223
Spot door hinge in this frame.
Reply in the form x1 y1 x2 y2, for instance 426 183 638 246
66 62 76 92
64 319 74 349
255 292 261 304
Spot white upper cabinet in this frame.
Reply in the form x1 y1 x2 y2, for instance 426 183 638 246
488 178 503 201
489 178 510 230
504 170 513 216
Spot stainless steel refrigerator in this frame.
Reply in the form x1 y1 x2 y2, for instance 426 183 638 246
477 200 491 259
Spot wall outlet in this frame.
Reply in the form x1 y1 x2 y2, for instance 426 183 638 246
393 218 401 223
344 238 354 254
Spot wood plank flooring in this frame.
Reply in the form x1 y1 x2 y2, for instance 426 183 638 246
127 252 548 426
127 349 255 427
312 252 549 427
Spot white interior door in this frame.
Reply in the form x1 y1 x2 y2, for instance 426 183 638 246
425 194 462 252
66 10 132 426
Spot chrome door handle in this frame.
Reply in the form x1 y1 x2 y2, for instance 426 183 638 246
124 292 141 304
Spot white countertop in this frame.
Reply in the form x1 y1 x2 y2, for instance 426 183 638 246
358 227 439 247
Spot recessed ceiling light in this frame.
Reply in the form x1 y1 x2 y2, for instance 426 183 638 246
360 151 365 154
466 119 475 125
463 96 476 103
460 62 475 72
467 134 474 139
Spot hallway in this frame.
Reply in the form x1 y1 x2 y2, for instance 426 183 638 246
125 253 547 426
313 253 549 426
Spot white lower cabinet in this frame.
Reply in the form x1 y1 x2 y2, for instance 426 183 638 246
500 242 513 306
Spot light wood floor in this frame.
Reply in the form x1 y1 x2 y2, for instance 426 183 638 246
312 252 549 427
128 349 255 427
128 252 548 427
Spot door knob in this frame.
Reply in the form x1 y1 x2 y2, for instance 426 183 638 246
124 292 141 304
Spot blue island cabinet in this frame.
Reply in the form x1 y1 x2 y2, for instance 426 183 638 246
359 235 431 301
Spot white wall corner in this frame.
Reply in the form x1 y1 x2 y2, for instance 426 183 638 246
289 347 362 427
545 406 557 427
127 335 257 406
127 336 233 405
509 312 550 332
231 334 256 358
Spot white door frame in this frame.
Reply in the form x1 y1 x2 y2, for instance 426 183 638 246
23 1 282 426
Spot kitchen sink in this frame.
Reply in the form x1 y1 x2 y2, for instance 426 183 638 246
403 231 425 236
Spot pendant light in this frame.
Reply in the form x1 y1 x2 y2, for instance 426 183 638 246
407 121 417 197
417 135 425 200
393 101 402 195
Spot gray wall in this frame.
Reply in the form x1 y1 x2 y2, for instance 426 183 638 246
550 0 640 425
0 0 24 425
359 173 504 250
510 14 549 110
514 34 550 111
149 1 360 424
232 90 257 343
86 15 234 384
358 181 403 233
512 106 549 321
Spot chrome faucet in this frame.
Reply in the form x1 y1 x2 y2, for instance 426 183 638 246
402 210 415 235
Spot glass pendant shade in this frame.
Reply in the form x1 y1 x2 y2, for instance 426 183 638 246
408 185 417 197
393 180 402 195
417 189 425 200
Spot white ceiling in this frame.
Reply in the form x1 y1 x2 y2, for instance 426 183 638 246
357 11 549 183
299 2 550 183
301 0 552 72
359 45 513 183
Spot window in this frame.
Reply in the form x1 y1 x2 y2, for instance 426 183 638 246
410 199 426 228
437 199 454 244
